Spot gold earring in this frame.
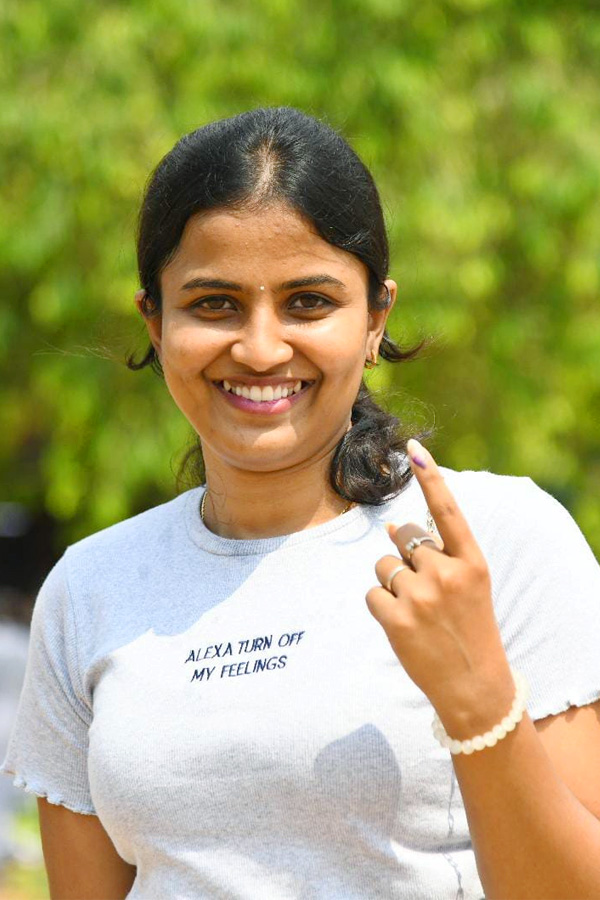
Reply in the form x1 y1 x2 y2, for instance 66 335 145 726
364 353 379 369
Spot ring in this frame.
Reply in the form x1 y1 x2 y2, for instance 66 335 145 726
404 535 438 562
384 563 410 593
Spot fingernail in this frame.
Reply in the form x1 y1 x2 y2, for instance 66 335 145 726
406 438 427 469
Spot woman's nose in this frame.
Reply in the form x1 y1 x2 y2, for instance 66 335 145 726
229 308 293 369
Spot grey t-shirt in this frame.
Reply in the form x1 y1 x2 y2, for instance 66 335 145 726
3 465 600 899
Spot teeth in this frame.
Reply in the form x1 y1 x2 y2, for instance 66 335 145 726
221 380 307 402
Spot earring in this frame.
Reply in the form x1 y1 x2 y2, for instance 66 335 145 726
364 353 379 369
140 292 157 317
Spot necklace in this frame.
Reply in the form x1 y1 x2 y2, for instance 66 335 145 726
199 490 354 524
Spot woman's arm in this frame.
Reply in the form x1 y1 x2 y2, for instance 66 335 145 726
447 691 600 899
37 798 136 899
368 438 600 899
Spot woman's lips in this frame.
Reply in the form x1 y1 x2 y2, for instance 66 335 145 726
213 381 313 414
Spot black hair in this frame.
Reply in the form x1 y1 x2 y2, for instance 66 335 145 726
128 106 436 504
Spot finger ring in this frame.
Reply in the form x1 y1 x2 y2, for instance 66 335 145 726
404 535 438 562
385 563 410 593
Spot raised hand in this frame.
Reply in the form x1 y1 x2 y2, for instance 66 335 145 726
366 439 515 735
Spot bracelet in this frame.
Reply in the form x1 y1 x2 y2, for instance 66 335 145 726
432 668 530 755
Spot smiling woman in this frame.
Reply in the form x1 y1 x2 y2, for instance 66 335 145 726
127 107 434 539
4 107 600 900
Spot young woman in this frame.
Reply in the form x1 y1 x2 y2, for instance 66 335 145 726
3 107 600 900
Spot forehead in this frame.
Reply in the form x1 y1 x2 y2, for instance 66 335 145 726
161 203 368 290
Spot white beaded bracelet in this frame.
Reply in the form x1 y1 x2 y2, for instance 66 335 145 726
432 668 530 755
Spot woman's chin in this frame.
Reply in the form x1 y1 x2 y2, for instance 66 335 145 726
202 440 311 474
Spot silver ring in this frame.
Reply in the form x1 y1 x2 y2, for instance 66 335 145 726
404 535 438 562
385 563 410 593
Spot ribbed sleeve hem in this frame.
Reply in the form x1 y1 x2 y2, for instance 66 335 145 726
0 764 96 816
527 686 600 723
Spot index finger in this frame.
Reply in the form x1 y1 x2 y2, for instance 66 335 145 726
402 439 481 561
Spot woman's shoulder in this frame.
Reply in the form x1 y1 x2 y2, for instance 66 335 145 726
437 463 533 493
435 464 580 531
418 464 596 576
383 462 578 557
437 464 540 511
63 486 201 565
386 462 542 524
434 464 575 540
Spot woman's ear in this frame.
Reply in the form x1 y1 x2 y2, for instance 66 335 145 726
383 278 397 315
367 278 397 349
134 289 162 359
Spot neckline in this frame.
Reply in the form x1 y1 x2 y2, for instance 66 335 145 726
184 483 414 557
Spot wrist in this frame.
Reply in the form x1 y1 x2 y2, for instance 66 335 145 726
432 668 529 755
431 665 517 741
432 669 529 755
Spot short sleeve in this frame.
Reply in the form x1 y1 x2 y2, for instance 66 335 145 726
488 476 600 721
0 554 96 814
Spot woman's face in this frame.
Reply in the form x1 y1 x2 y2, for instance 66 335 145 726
136 203 396 475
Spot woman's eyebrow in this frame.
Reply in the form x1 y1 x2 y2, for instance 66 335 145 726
278 275 347 291
179 274 347 293
180 277 243 292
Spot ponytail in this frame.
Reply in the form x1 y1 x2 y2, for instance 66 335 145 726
329 330 436 506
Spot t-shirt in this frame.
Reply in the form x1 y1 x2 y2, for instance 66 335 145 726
3 463 600 899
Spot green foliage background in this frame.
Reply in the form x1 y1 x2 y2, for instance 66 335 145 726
2 0 599 557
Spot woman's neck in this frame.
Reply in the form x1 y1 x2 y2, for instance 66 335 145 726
199 450 354 540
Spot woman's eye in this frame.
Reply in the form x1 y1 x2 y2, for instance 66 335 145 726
188 293 332 314
192 296 235 311
289 293 332 311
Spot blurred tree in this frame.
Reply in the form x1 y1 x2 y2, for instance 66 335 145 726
1 0 599 555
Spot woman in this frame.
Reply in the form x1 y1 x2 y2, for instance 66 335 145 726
3 107 600 899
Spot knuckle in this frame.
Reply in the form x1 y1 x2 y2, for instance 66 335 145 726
374 555 400 581
436 564 463 593
472 557 491 580
411 595 439 623
365 586 380 607
410 584 437 607
366 587 390 615
463 555 490 586
365 593 378 618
